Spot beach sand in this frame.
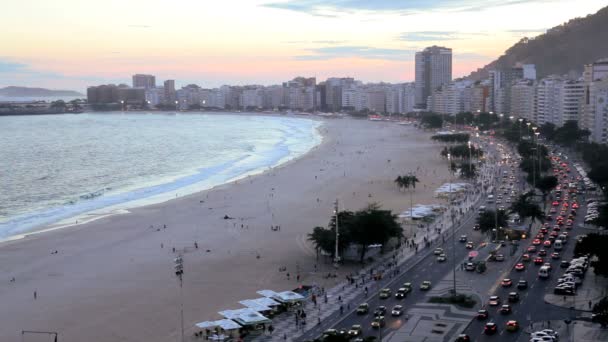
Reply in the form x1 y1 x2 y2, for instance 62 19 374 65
0 118 451 342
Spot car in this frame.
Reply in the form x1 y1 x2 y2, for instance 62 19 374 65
531 332 557 340
395 288 407 299
391 305 403 316
554 285 576 295
434 248 443 255
356 303 369 315
420 281 431 290
348 324 362 336
551 252 560 259
495 254 505 261
552 201 559 206
459 235 467 242
455 334 471 342
506 320 519 332
544 240 552 248
517 280 528 289
528 246 537 253
437 253 447 262
533 239 542 246
466 241 474 249
522 254 531 262
488 296 500 306
373 306 387 316
402 283 412 293
474 223 481 230
515 263 525 271
560 260 570 268
508 292 519 303
501 278 512 287
477 309 489 320
465 262 475 271
536 232 545 239
321 329 339 338
379 288 391 299
534 257 544 265
484 322 498 335
500 304 512 314
539 249 547 256
538 329 560 339
543 263 552 271
371 316 385 329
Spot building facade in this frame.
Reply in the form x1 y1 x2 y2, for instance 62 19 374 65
415 46 452 108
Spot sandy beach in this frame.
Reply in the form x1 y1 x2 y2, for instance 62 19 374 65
0 117 451 342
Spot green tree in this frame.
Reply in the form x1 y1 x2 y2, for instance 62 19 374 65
592 297 608 328
539 122 557 140
536 176 559 207
573 233 608 277
349 203 403 262
420 113 443 128
476 210 508 236
509 192 545 226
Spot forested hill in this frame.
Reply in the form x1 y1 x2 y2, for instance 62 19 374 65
468 6 608 80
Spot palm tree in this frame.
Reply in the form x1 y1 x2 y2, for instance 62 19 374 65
509 191 545 235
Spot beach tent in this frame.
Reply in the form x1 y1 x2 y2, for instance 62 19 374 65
239 297 281 312
196 319 242 331
256 290 305 304
218 308 271 327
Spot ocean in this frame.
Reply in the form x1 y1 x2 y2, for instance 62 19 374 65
0 112 322 239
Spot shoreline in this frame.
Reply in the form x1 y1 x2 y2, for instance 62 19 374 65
0 118 451 342
0 112 324 243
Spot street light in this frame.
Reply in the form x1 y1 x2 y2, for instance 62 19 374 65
333 199 340 267
447 153 457 296
120 100 125 111
468 141 473 174
518 118 524 141
175 100 179 111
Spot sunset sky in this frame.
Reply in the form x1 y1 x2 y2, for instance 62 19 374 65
1 0 606 92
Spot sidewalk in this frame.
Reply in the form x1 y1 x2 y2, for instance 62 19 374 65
523 319 608 342
251 174 490 341
544 266 608 311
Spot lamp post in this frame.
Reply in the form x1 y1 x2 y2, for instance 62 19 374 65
174 255 185 342
468 141 473 175
175 100 179 111
120 100 125 111
333 199 340 267
518 118 523 141
447 153 457 295
526 122 531 138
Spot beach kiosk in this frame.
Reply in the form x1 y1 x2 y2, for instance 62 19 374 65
257 290 305 308
219 308 271 335
239 297 282 317
195 319 241 340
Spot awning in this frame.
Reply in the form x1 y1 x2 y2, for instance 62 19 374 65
195 319 242 331
257 290 305 303
239 297 281 312
219 308 271 326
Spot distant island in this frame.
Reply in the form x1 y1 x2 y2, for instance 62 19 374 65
0 86 83 97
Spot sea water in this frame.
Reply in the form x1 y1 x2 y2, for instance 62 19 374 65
0 112 322 239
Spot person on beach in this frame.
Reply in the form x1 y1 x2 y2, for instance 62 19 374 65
34 291 37 299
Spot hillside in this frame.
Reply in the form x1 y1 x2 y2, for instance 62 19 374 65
468 6 608 80
0 86 83 97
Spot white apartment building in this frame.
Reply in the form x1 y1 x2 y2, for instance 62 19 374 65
510 80 536 121
590 78 608 144
581 59 608 137
145 87 166 106
415 46 452 108
241 87 264 109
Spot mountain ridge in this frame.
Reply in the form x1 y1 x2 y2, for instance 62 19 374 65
0 86 83 97
468 6 608 80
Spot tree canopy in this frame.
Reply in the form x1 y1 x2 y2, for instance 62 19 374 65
431 133 470 143
573 233 608 277
476 210 509 235
509 191 545 224
308 203 403 263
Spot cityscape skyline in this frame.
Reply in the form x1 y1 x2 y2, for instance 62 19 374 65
1 0 606 91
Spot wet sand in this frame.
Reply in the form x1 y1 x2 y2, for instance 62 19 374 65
0 117 451 342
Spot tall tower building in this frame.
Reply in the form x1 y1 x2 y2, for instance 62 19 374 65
164 80 176 103
132 74 156 89
415 46 452 108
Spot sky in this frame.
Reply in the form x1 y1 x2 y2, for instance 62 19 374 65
0 0 606 92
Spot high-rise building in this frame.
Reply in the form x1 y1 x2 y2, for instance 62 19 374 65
132 74 156 89
590 78 608 144
164 80 176 103
510 80 536 121
87 84 120 104
415 46 452 108
581 59 608 136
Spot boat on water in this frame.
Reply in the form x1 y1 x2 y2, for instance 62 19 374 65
368 114 383 121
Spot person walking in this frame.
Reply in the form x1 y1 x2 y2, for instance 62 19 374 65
34 291 37 299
